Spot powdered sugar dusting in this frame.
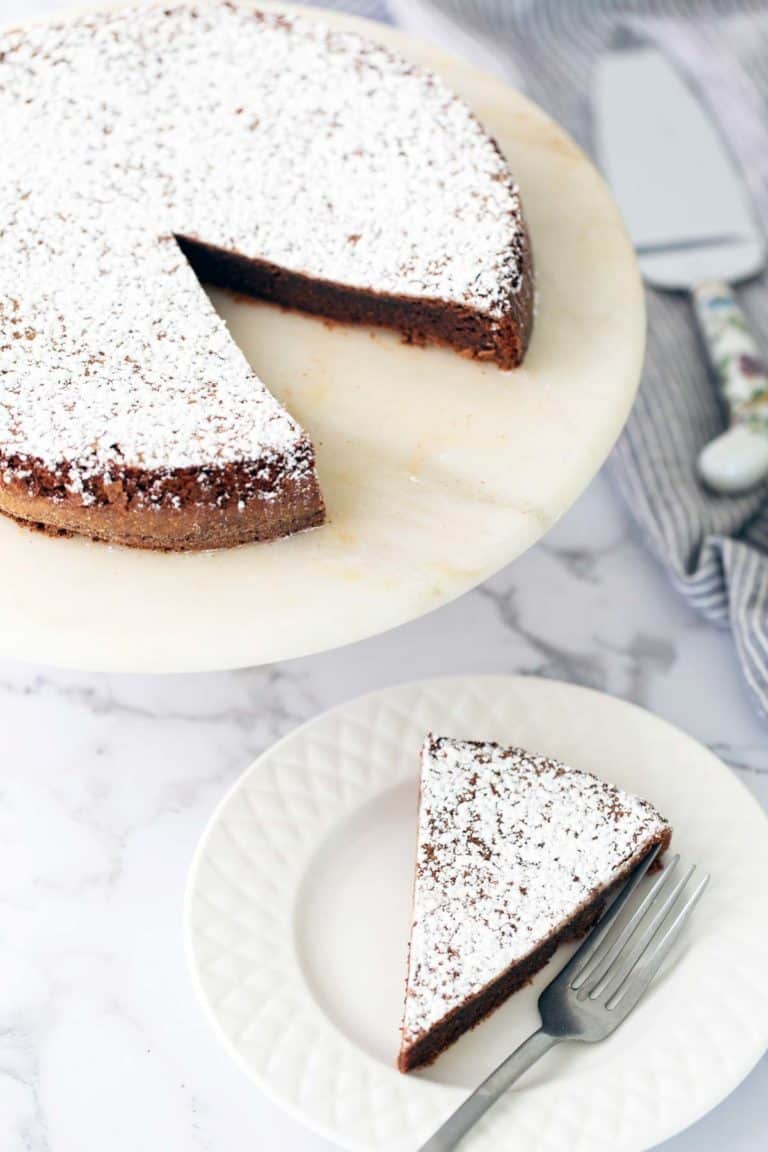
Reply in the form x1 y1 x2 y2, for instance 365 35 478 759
0 2 525 502
401 736 670 1048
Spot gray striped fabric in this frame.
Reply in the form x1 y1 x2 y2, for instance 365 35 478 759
308 0 768 717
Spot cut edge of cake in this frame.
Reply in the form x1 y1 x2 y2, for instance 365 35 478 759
397 734 672 1073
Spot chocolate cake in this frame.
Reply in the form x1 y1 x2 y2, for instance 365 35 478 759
0 2 533 551
398 736 671 1072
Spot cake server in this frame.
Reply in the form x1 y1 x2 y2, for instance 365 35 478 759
417 847 709 1152
594 39 768 495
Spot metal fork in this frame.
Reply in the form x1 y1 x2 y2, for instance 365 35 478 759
417 846 709 1152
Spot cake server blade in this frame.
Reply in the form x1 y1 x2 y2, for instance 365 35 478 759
594 42 764 290
594 39 768 496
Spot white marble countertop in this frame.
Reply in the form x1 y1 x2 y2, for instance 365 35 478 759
0 2 765 1149
2 468 766 1152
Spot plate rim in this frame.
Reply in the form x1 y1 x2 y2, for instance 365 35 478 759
184 674 768 1152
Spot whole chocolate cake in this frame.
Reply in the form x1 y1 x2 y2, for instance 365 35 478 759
0 2 533 550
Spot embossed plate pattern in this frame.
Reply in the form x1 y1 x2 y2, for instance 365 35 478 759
185 676 768 1151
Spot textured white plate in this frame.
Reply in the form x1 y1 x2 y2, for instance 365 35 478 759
0 3 644 673
186 676 768 1152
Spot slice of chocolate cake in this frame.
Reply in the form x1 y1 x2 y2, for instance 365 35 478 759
398 735 671 1072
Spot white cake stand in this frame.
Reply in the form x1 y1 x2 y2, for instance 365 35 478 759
0 3 644 673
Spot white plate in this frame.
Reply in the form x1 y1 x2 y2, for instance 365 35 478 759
0 3 644 673
185 676 768 1152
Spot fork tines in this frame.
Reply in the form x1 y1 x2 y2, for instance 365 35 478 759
565 846 710 1014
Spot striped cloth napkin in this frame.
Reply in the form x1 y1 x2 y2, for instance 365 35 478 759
309 0 768 718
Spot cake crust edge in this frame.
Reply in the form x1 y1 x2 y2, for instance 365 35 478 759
0 446 325 550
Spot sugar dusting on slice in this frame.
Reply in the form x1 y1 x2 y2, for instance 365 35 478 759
401 735 670 1048
0 2 526 503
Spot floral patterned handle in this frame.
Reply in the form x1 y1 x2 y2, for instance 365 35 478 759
694 280 768 495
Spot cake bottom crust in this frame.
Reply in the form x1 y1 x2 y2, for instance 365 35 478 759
398 829 671 1073
0 474 325 551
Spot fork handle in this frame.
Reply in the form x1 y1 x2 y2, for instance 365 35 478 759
417 1029 559 1152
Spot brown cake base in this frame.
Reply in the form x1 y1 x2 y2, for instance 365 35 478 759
0 445 325 551
398 828 671 1073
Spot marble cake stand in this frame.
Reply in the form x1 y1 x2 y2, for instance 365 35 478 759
0 3 644 673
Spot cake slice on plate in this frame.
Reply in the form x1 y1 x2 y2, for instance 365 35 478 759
398 735 671 1072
